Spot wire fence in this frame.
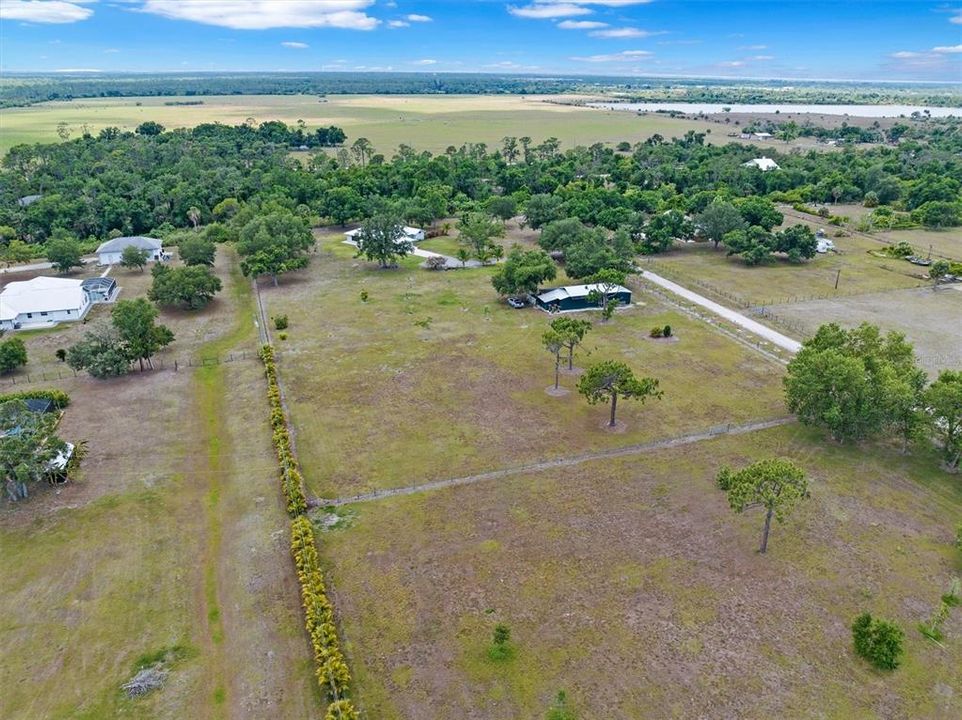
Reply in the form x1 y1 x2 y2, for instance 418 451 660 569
0 350 257 389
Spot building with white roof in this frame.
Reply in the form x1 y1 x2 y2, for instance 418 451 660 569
96 236 166 265
343 226 425 245
743 157 780 171
0 276 92 330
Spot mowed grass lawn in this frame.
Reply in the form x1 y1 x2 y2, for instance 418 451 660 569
322 424 962 719
0 251 320 720
3 94 743 157
260 234 787 500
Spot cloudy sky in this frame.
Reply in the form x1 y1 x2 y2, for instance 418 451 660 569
1 0 960 81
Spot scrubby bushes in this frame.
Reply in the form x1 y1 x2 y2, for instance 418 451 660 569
852 613 904 670
273 314 289 331
0 389 70 408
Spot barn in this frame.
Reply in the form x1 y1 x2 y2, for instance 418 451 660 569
535 283 632 313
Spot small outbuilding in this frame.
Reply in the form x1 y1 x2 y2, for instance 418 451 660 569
535 283 632 313
743 157 780 171
0 276 92 330
96 236 166 265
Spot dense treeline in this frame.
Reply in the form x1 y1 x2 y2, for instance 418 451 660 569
2 119 960 260
0 72 608 109
2 72 959 109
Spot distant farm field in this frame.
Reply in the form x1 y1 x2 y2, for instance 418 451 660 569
2 93 758 156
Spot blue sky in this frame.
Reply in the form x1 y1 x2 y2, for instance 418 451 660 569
1 0 960 81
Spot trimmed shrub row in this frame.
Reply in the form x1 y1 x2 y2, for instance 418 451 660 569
0 389 71 409
259 345 357 719
259 345 308 516
292 516 355 710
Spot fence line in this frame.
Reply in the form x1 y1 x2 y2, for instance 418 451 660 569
0 349 256 389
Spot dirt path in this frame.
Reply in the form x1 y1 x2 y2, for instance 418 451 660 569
639 270 803 353
328 416 795 506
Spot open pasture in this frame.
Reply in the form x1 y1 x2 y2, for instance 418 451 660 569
259 232 787 501
4 94 748 157
321 423 962 719
0 252 320 720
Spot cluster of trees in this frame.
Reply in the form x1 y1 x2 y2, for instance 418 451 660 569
785 323 962 471
0 398 73 501
0 337 28 375
66 299 174 378
4 116 960 266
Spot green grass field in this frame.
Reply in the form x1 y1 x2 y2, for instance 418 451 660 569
261 231 786 500
0 252 321 720
1 93 780 157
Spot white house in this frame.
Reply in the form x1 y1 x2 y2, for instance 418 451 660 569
742 157 780 171
96 236 166 265
0 276 92 330
751 132 774 140
343 226 425 246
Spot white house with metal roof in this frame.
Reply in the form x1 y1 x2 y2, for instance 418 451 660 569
742 157 780 171
96 236 166 265
0 276 92 330
343 225 425 245
535 283 632 313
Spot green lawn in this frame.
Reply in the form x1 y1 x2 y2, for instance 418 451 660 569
417 235 464 257
321 424 962 719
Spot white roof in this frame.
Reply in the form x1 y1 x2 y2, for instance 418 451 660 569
0 276 86 321
344 226 422 239
743 157 779 171
96 236 162 254
537 283 630 303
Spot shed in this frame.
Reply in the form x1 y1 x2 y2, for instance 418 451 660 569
535 283 632 313
0 276 91 330
81 276 118 303
96 236 165 265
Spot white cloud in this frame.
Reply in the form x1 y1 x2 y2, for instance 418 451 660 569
405 13 431 22
589 27 664 38
508 3 591 19
281 41 309 48
55 67 102 72
411 58 437 65
571 49 653 62
138 0 379 30
0 0 94 24
890 51 921 59
738 44 767 50
483 60 540 70
388 20 409 28
932 44 962 54
103 47 120 53
950 11 962 25
750 55 774 61
718 60 746 68
557 20 607 29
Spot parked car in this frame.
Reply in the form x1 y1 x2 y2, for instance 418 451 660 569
507 297 529 309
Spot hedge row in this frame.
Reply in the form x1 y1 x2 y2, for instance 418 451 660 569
259 345 357 719
292 516 355 711
259 345 308 516
0 389 71 409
